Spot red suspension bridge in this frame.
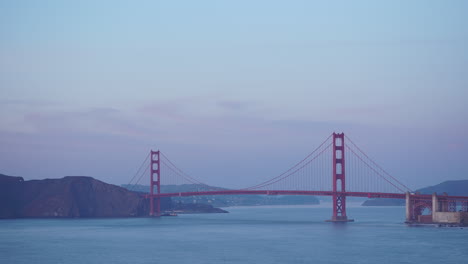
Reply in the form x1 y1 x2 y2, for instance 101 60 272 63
128 133 468 223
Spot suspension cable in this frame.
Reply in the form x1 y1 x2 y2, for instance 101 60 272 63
241 133 333 190
127 152 150 186
345 135 412 192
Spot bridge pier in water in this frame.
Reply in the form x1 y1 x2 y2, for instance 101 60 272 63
326 133 354 223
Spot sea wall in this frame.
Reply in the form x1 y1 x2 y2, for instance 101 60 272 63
433 212 468 225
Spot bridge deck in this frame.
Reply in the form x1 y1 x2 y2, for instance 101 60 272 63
148 190 468 201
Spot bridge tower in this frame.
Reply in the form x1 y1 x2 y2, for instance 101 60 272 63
327 132 354 222
149 150 161 216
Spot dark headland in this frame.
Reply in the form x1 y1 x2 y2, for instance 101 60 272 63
0 174 226 219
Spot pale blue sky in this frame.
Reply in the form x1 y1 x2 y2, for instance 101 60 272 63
0 0 467 189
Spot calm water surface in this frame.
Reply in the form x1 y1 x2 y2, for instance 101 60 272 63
1 204 467 264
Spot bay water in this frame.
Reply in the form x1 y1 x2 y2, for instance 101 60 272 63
1 204 467 264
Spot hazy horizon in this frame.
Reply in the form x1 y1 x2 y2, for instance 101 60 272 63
1 0 467 190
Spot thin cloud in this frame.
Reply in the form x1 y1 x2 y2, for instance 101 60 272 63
138 102 187 122
217 100 252 111
0 99 59 107
332 105 393 116
22 107 150 138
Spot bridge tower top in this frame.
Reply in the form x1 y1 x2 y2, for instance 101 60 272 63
332 132 345 193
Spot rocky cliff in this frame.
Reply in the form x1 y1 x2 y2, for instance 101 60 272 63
0 174 225 219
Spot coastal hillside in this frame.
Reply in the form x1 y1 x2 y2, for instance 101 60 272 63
362 180 468 206
416 180 468 196
0 174 225 219
123 184 320 207
0 174 158 218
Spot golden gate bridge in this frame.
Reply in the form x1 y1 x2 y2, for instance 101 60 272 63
128 133 468 223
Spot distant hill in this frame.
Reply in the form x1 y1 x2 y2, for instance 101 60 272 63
417 180 468 196
123 183 228 194
362 180 468 206
122 184 320 207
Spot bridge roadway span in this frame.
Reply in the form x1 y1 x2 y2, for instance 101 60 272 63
152 190 468 201
144 134 468 218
